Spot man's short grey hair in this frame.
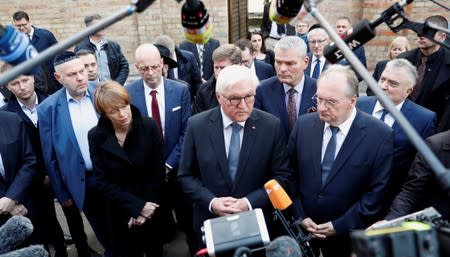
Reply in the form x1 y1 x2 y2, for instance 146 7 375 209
307 28 329 41
153 35 176 56
318 64 359 97
274 36 307 58
215 65 258 94
385 59 418 88
212 44 242 64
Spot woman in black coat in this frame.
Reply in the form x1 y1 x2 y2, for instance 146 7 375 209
88 81 166 257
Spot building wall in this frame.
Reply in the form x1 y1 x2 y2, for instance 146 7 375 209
1 0 448 73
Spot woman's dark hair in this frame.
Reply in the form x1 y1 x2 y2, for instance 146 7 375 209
247 30 268 54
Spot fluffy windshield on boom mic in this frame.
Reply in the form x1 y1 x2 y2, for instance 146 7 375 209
0 25 38 67
0 216 34 254
269 0 304 25
264 179 292 211
181 0 212 44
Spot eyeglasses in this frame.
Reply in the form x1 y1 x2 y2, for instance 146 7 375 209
14 22 29 28
137 64 161 73
221 94 255 106
312 95 346 108
309 39 327 45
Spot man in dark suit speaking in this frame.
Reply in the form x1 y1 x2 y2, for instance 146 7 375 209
287 65 393 257
178 65 292 251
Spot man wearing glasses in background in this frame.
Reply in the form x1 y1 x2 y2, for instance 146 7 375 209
126 43 192 247
305 28 330 80
287 65 393 257
178 65 292 252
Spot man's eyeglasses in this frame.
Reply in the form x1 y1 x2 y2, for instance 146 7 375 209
309 39 327 45
312 95 346 108
14 22 29 28
137 64 161 73
222 94 255 106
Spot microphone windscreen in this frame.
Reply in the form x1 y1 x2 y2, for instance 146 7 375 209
269 0 304 25
264 179 292 211
0 216 34 254
3 245 49 257
0 25 38 66
181 0 212 44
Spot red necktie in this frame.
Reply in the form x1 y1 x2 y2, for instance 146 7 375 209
150 90 163 138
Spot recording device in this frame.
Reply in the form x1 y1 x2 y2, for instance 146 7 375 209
181 0 212 44
264 179 315 257
0 25 38 69
202 209 270 257
133 0 157 12
352 221 439 257
324 0 414 63
371 207 442 230
269 0 304 25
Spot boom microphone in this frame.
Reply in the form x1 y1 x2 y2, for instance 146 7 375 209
324 0 414 64
269 0 304 25
0 25 38 68
0 216 34 254
181 0 212 44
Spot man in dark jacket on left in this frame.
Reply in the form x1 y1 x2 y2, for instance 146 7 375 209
75 14 129 85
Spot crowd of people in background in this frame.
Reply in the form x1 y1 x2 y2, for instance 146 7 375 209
0 3 449 257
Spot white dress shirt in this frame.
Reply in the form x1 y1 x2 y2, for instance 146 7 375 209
18 94 39 127
372 100 404 127
144 78 166 136
283 75 305 115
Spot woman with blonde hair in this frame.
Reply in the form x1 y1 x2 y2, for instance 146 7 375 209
88 81 166 257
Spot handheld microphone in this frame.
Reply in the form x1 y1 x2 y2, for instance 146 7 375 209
269 0 304 25
0 216 34 254
324 0 414 64
0 25 38 67
181 0 212 44
264 179 292 211
264 179 315 257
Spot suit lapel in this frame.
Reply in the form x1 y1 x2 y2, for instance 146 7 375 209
392 100 412 136
233 111 258 189
134 80 149 116
273 81 289 134
56 89 83 158
6 98 34 128
208 108 233 189
163 79 173 136
100 133 131 164
311 118 325 188
322 112 367 188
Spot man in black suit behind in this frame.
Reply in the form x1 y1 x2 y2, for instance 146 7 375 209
178 65 292 251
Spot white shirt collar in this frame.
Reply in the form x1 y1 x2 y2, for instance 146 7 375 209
323 107 357 137
283 75 305 95
143 77 164 95
66 89 90 102
220 107 246 129
374 100 404 114
18 92 38 110
28 27 35 38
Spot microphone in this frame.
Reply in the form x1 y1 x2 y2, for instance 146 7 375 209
134 0 157 13
2 245 49 257
0 25 38 67
0 216 34 254
269 0 304 25
324 0 414 64
264 179 315 257
181 0 212 44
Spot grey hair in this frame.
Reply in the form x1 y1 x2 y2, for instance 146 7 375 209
307 28 329 41
385 59 418 88
318 64 359 97
153 35 176 56
215 65 258 94
274 36 307 58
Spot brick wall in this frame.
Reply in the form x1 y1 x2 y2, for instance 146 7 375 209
1 0 448 73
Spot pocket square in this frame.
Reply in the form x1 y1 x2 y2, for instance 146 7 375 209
172 106 181 112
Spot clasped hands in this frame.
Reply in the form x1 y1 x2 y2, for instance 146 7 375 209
211 197 249 216
0 197 28 216
128 202 159 228
301 217 336 240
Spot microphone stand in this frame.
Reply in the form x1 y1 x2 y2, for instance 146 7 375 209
0 0 154 86
273 209 315 257
305 0 450 193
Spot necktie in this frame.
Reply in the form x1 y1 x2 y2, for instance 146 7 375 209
410 56 428 101
322 126 339 185
198 44 204 79
228 123 242 182
312 59 321 79
379 109 389 122
287 88 297 130
150 90 163 139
